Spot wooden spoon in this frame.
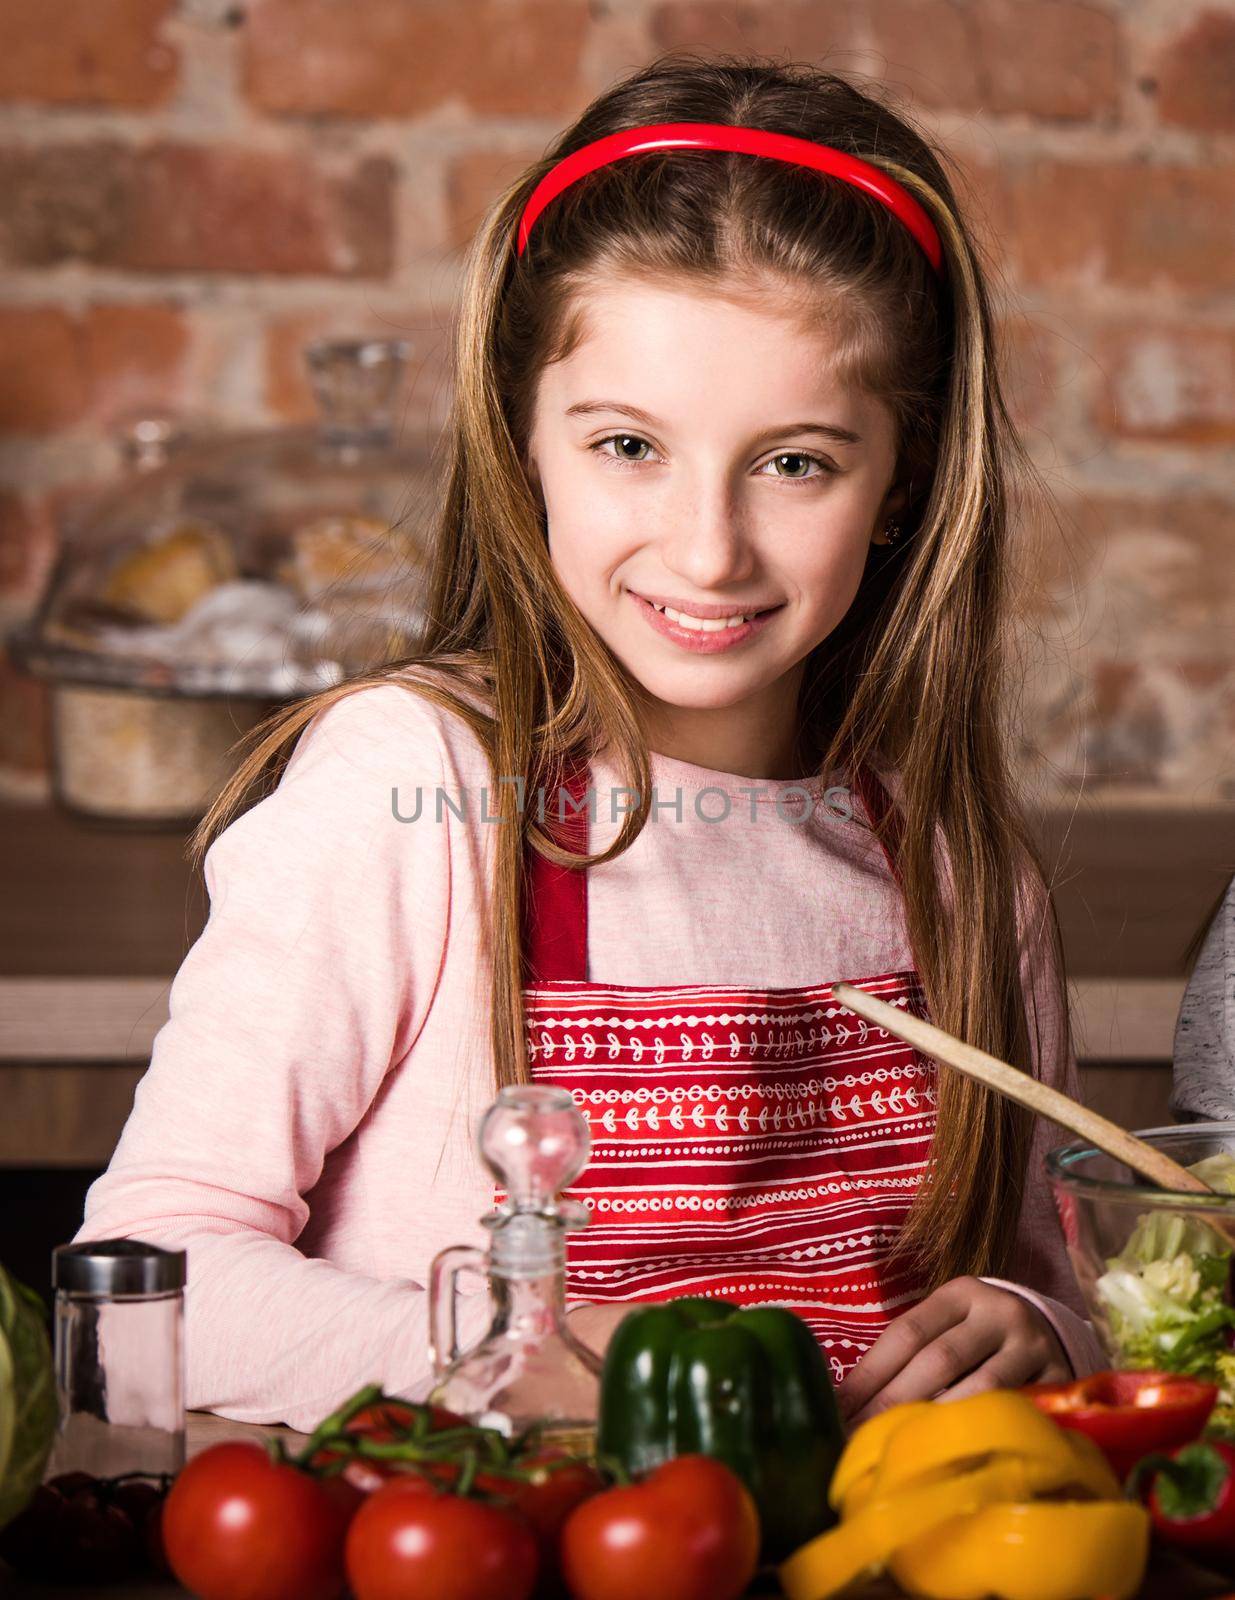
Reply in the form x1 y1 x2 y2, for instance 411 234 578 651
830 981 1222 1199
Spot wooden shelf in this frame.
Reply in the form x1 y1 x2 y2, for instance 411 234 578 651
0 802 208 979
2 796 1232 1165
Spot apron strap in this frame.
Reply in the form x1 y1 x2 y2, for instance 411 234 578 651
522 755 908 985
521 756 591 985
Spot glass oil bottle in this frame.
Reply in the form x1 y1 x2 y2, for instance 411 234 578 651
426 1085 603 1453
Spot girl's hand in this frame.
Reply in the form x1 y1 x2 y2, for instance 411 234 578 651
834 1275 1072 1429
565 1300 637 1358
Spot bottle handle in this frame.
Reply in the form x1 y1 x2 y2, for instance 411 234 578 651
427 1245 488 1377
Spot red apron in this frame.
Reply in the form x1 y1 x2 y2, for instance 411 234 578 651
507 758 937 1384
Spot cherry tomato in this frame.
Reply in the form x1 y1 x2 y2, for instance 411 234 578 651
496 1450 605 1595
344 1399 469 1436
559 1454 760 1600
309 1399 474 1474
162 1441 356 1600
345 1476 539 1600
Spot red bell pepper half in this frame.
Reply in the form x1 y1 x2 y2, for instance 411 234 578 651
1023 1370 1218 1480
1130 1439 1235 1556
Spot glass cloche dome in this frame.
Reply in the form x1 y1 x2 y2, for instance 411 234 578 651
7 337 442 824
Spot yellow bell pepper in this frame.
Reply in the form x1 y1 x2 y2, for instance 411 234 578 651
869 1389 1101 1498
888 1501 1151 1600
835 1391 1120 1518
827 1400 933 1511
779 1450 1114 1600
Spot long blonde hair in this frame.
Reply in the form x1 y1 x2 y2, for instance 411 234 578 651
191 53 1071 1290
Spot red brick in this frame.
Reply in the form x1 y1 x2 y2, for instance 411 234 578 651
1154 10 1235 133
1022 493 1235 615
863 0 982 111
1088 323 1235 444
970 1 1120 121
84 304 191 428
648 0 861 58
122 147 396 278
263 310 452 427
0 0 177 107
0 304 189 434
1000 160 1235 295
0 492 58 610
242 0 590 119
444 145 547 251
947 152 1016 266
0 143 136 269
650 3 1115 121
0 308 86 432
0 144 395 277
996 317 1063 435
864 0 1120 119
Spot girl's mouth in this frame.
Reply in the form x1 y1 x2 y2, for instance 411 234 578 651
629 592 785 654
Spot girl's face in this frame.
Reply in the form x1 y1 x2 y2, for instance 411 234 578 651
525 276 907 773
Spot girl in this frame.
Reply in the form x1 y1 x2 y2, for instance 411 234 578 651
75 55 1103 1433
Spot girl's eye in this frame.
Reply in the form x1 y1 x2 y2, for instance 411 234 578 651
758 450 835 481
589 435 836 481
591 433 655 465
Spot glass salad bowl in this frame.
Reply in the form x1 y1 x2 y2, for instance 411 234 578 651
1048 1124 1235 1429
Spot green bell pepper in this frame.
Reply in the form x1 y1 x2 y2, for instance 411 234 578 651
595 1296 844 1558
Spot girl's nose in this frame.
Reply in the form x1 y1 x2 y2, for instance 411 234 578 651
657 488 758 590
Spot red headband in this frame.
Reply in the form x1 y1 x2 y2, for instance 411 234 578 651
515 121 945 276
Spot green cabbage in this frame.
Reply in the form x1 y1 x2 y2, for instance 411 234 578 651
0 1263 57 1531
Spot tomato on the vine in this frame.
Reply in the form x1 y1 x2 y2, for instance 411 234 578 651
308 1398 473 1476
162 1441 358 1600
342 1398 469 1437
344 1475 539 1600
495 1449 605 1593
559 1453 760 1600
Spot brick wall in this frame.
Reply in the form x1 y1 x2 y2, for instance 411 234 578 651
1 0 1232 801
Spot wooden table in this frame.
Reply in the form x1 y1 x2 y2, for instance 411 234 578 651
5 1412 1235 1599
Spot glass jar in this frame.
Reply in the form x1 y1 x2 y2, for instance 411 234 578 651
49 1240 186 1479
7 337 438 825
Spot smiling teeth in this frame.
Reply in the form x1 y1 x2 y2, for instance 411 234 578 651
650 602 758 631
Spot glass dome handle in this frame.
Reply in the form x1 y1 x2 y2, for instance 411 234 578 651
305 337 410 452
427 1245 488 1377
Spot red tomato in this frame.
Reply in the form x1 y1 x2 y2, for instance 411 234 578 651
309 1399 473 1475
162 1441 357 1600
497 1450 605 1594
344 1477 539 1600
344 1400 469 1437
559 1454 760 1600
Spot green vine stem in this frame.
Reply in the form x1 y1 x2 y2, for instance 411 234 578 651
280 1384 603 1488
291 1382 385 1467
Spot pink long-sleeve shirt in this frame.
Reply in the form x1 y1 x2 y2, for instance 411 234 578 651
73 666 1103 1432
